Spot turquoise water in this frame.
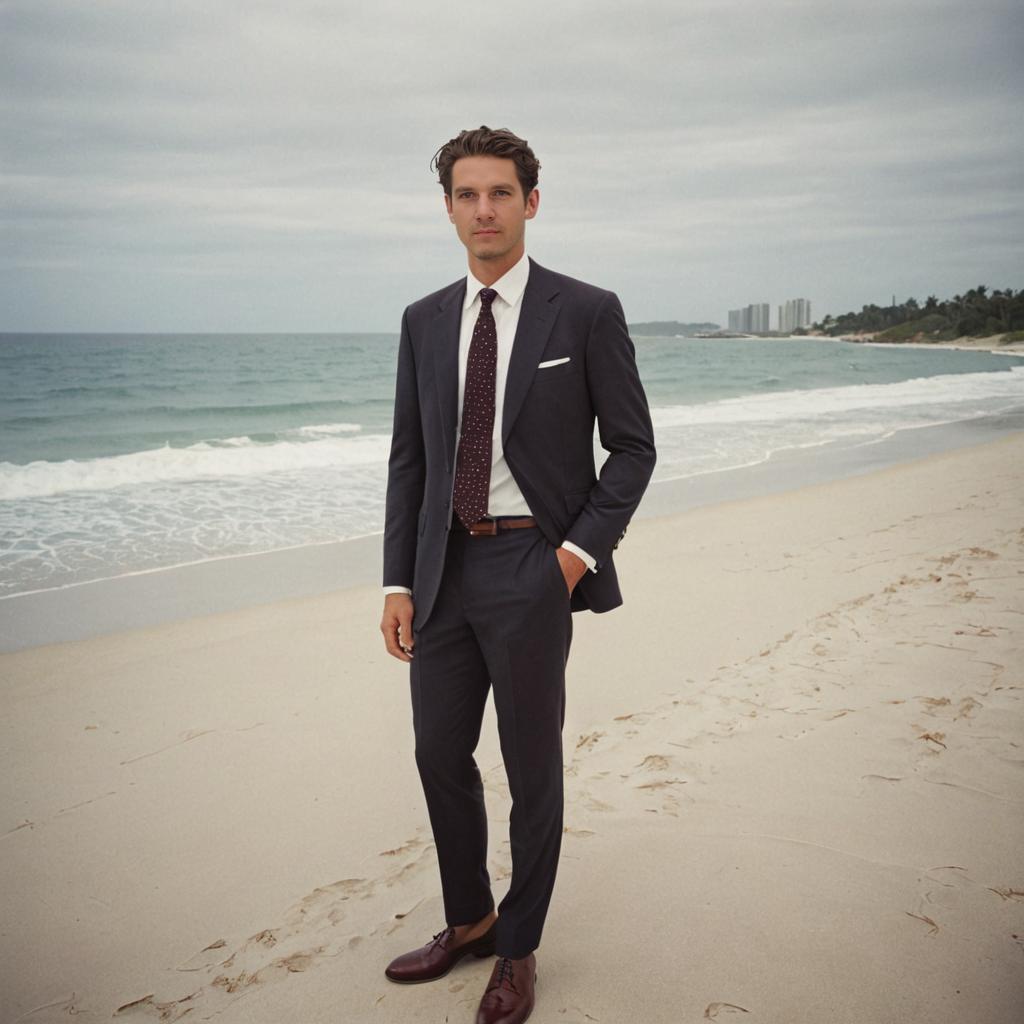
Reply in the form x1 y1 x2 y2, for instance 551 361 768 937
0 333 396 464
1 332 1022 597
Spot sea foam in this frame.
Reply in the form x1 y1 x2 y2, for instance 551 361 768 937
0 429 390 500
651 365 1024 428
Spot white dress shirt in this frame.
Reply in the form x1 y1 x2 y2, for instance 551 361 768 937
383 252 595 597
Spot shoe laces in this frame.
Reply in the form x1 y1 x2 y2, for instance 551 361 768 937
429 926 455 950
489 955 519 993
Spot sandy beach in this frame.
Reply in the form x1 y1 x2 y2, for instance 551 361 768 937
833 332 1024 355
2 433 1023 1023
931 335 1024 354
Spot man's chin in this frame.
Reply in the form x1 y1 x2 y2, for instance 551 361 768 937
471 247 506 261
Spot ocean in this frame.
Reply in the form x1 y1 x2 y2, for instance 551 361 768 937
2 332 1023 600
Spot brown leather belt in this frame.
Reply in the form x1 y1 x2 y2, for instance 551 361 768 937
453 516 538 537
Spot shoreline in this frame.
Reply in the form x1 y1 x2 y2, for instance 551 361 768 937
2 430 1021 1022
656 333 1024 355
4 409 1024 654
826 331 1024 355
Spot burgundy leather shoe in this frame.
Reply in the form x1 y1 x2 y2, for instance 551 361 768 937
475 953 537 1024
384 920 497 984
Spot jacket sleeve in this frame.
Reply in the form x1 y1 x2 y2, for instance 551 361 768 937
382 307 425 589
563 291 656 566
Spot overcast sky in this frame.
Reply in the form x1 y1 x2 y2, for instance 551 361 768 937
2 0 1020 332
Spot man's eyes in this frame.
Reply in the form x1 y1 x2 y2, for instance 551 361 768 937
457 190 511 199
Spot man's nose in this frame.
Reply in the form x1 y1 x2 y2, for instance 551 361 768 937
475 196 495 219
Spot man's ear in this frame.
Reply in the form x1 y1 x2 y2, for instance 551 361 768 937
525 188 540 220
444 193 454 223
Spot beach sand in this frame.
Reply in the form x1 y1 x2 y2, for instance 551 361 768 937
831 331 1024 355
933 335 1024 354
2 434 1022 1023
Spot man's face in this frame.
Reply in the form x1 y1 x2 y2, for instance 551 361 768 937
444 155 539 266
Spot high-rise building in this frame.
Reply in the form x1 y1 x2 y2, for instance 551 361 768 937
727 303 770 333
778 298 812 333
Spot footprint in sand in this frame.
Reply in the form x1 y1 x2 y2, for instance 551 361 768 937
917 864 972 912
704 1001 751 1018
114 832 438 1019
916 694 983 721
913 727 948 753
907 865 1023 942
986 886 1024 902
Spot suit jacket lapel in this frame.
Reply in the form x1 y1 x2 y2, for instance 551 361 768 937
430 278 466 470
501 258 560 446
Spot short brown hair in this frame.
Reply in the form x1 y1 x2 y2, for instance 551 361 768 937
431 126 541 200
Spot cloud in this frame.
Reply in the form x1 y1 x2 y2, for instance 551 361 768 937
1 0 1021 330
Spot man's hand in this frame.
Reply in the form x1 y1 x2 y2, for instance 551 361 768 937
381 593 415 662
555 546 587 597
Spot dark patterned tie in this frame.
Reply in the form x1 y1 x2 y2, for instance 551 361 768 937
453 287 498 529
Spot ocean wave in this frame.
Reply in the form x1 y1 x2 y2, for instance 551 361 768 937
44 385 138 398
651 366 1024 428
0 431 392 500
129 399 367 417
4 367 1022 503
293 422 363 436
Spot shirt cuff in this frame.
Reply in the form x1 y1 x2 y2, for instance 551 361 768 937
560 540 597 573
383 586 413 596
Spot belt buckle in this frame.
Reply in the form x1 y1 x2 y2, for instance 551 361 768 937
469 517 498 537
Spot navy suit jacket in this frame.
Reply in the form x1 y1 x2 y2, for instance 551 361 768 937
383 257 656 631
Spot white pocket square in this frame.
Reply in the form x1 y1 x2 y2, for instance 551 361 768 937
538 356 571 368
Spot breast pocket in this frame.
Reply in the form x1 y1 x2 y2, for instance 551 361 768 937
534 358 577 383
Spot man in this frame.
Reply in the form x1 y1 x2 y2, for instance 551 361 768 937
379 126 656 1024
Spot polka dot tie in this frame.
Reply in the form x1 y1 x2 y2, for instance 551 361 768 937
453 287 498 529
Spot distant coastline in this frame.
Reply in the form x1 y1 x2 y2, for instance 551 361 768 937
810 330 1024 356
627 320 720 336
632 285 1024 351
627 323 1024 355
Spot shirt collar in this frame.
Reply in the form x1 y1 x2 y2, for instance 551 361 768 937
463 251 530 311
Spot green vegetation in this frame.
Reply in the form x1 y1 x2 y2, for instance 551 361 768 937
875 314 957 343
812 286 1024 341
